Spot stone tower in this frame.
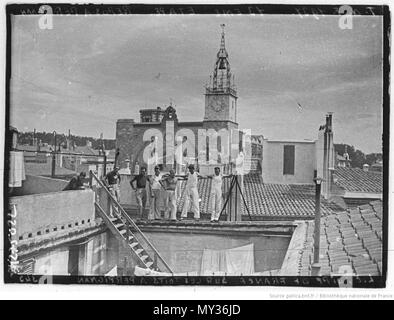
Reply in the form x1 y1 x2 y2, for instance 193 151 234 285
204 24 238 125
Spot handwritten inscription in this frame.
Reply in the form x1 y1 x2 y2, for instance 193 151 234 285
8 205 19 274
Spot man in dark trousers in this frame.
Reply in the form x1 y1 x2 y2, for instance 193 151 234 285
130 166 148 218
105 167 121 202
63 172 86 191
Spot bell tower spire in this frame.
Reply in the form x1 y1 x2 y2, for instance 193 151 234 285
204 25 238 123
208 24 236 92
220 23 226 51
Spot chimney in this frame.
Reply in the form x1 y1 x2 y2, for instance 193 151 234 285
33 128 37 147
86 140 92 148
322 112 334 199
363 164 369 172
327 113 333 133
343 145 350 167
67 129 71 150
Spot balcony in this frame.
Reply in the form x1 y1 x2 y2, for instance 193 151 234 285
205 86 237 96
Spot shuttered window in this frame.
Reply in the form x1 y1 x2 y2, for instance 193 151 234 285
283 145 295 175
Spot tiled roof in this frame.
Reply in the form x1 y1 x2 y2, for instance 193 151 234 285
17 144 39 152
298 201 383 276
73 146 100 156
243 174 343 217
334 167 382 194
175 174 343 218
17 144 52 152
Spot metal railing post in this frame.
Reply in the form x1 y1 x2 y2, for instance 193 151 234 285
154 253 158 270
103 153 107 177
312 177 323 276
107 188 112 217
89 170 93 189
126 220 130 241
51 151 56 177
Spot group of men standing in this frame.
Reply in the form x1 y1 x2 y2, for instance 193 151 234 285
64 163 232 222
129 164 232 222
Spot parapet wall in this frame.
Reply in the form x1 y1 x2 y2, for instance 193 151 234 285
10 189 96 240
11 175 68 196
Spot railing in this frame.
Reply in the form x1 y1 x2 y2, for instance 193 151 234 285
205 86 237 96
89 170 173 274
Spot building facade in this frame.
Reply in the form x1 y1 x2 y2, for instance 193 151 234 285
116 26 245 174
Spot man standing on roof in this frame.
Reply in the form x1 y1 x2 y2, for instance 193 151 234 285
130 166 148 218
63 172 86 191
207 167 232 222
105 167 121 203
179 164 205 221
161 169 179 221
148 166 163 220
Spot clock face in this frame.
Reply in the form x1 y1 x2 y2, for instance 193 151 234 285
210 96 225 112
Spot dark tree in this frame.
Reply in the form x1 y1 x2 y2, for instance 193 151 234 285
17 130 116 150
334 143 383 169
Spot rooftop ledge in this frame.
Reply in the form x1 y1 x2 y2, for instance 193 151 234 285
136 219 297 236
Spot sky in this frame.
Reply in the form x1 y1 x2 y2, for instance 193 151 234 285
10 14 383 153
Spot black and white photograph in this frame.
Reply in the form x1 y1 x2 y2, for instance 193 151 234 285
2 2 389 293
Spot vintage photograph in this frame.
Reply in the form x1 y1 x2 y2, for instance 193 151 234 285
4 4 387 286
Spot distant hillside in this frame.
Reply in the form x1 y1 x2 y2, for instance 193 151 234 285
17 131 116 150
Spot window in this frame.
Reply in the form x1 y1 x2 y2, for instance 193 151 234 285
283 145 295 175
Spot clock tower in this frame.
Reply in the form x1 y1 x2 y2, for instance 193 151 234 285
204 24 238 124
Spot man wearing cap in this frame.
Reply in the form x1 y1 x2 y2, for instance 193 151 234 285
63 172 86 191
148 166 163 220
105 167 121 203
179 164 204 221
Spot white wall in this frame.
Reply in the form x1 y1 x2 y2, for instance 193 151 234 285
262 140 316 184
10 189 95 240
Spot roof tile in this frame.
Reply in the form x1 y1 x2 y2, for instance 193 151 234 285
334 167 382 193
297 200 383 276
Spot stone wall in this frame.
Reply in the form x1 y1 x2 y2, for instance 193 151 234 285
116 118 204 171
116 116 243 173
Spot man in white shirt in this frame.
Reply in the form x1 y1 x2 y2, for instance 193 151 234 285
179 164 204 220
207 167 232 222
148 166 163 220
161 169 179 221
